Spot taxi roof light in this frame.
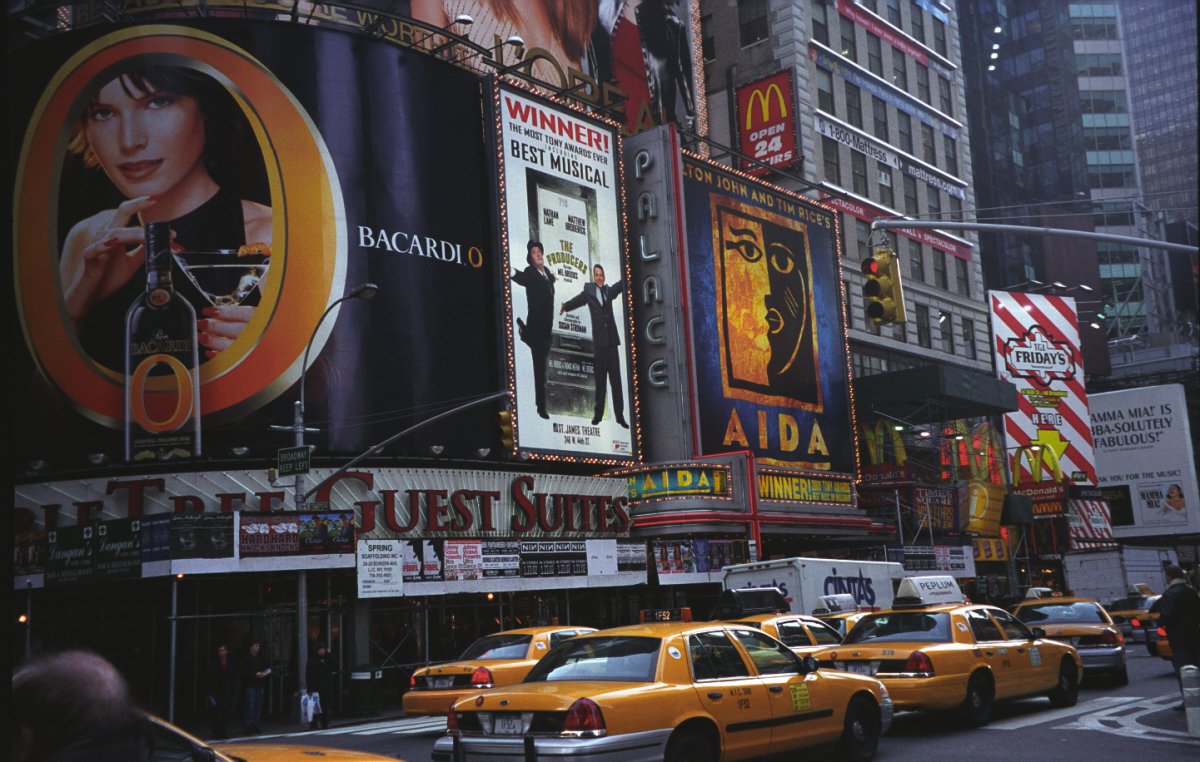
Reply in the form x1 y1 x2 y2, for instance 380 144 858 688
470 667 494 687
892 576 965 607
562 697 606 736
813 593 859 615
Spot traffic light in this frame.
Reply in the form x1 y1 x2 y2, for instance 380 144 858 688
861 247 906 325
497 409 514 450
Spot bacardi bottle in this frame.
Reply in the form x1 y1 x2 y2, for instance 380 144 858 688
125 222 201 461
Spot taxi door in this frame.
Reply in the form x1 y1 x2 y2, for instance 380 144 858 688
990 608 1056 691
728 628 841 754
964 608 1019 698
688 630 775 759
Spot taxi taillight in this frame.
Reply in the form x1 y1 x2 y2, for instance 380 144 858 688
470 667 494 687
904 651 935 676
1157 626 1168 638
446 708 459 732
410 674 418 689
562 698 606 735
1101 628 1124 646
1130 618 1141 628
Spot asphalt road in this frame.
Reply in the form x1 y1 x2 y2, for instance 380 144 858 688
218 649 1200 761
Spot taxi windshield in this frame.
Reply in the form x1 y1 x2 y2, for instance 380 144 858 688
1015 602 1107 624
843 612 952 643
459 633 533 660
524 636 660 683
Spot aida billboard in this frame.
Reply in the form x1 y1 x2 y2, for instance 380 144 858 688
10 21 501 469
680 156 855 472
989 291 1097 485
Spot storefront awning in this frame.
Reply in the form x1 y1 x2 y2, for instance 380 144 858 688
853 364 1019 423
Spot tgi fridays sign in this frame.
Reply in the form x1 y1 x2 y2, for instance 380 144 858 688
990 292 1097 485
14 468 631 539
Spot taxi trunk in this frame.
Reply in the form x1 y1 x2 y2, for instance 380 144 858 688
823 644 969 711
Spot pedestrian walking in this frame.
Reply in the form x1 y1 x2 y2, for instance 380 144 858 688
206 643 238 739
1155 563 1200 709
238 640 270 734
305 643 335 729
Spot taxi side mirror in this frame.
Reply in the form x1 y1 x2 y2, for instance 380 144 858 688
1030 627 1046 639
800 655 819 673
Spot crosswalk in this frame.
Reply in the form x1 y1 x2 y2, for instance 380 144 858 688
220 715 447 743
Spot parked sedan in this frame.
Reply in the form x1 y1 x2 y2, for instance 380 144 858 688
1010 597 1127 684
403 626 596 716
433 621 892 762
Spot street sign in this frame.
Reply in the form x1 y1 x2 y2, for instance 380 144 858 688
277 445 311 476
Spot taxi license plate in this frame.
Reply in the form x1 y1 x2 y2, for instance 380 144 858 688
841 661 877 675
431 677 454 689
494 714 524 735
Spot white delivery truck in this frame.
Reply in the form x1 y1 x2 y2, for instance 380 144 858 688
721 557 906 614
1063 546 1177 603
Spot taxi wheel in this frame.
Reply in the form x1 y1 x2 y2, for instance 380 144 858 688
1047 660 1079 707
960 672 994 728
836 695 880 761
666 731 714 762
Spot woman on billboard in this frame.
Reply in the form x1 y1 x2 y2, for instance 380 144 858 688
58 56 272 370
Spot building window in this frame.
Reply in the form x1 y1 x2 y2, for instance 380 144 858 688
933 18 947 56
903 174 919 215
916 63 930 104
955 256 970 296
943 135 958 174
840 16 858 61
878 163 894 208
739 0 769 47
811 2 829 45
822 136 841 184
927 183 941 218
856 218 872 260
915 304 931 348
872 96 889 140
886 0 902 26
702 14 716 62
908 238 924 283
949 194 962 220
851 150 869 195
933 248 948 289
897 112 913 153
817 68 835 113
962 318 977 359
909 1 925 42
867 33 884 76
921 124 936 164
938 76 953 116
860 0 878 12
939 311 954 352
845 81 863 127
892 53 907 89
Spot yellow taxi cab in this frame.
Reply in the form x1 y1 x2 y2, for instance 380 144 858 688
403 625 596 716
1104 585 1158 644
145 714 400 761
812 576 1083 728
1010 596 1128 684
432 620 893 762
812 593 870 639
727 613 844 656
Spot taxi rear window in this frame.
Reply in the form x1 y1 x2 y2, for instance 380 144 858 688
843 612 952 643
524 636 660 683
1014 602 1107 624
460 633 533 660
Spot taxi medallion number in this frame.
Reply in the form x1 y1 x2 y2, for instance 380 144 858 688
840 661 879 675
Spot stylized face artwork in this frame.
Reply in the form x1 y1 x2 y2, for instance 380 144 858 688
714 202 819 407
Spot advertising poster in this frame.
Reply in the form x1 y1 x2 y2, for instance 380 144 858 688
10 21 499 470
681 156 855 471
735 70 800 176
495 84 636 462
1067 488 1117 550
443 540 485 581
239 511 354 557
45 525 94 587
911 486 960 532
170 514 234 559
15 532 47 576
357 538 404 599
93 517 142 581
140 514 172 563
520 540 589 577
990 292 1097 485
1090 384 1199 537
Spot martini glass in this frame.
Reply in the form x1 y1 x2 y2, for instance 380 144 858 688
172 248 271 307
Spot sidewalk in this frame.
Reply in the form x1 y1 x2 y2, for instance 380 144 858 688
211 709 415 744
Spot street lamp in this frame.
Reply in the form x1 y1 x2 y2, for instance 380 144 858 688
285 281 378 718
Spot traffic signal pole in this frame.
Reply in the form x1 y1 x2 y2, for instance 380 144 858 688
869 219 1197 255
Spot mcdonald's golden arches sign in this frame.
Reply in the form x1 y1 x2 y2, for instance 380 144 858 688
735 70 800 177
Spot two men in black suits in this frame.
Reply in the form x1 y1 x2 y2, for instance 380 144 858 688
561 264 629 428
512 240 555 419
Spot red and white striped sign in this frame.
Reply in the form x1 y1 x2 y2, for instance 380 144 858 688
1068 499 1116 549
990 291 1097 485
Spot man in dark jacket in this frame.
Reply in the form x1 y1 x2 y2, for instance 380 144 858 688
207 644 238 739
238 641 270 734
561 264 629 428
1157 564 1200 707
512 240 556 419
305 644 335 729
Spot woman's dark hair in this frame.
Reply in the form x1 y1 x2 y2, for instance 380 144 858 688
67 56 250 192
526 239 543 265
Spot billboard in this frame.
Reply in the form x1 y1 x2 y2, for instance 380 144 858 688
680 156 855 471
1090 384 1200 538
494 83 636 462
10 21 500 470
735 70 800 176
989 292 1097 485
